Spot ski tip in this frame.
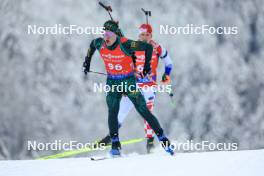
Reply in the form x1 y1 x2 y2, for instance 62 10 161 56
90 156 109 161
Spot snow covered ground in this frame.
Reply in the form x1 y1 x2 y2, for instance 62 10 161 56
1 149 263 176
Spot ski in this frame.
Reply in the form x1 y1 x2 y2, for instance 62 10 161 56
90 156 109 161
37 138 144 160
90 155 122 161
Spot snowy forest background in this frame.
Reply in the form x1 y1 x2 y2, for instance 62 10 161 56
0 0 264 160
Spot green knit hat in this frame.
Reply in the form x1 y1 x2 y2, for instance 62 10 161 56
103 20 119 34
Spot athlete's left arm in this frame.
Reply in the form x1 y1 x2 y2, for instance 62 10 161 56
158 45 173 83
123 40 153 76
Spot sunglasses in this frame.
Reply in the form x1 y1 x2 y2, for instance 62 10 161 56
103 30 116 38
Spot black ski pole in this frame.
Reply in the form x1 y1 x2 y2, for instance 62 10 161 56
167 87 176 107
99 1 114 20
141 8 151 24
89 70 107 76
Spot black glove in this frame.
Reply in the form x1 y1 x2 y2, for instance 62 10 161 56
83 56 91 75
142 66 151 77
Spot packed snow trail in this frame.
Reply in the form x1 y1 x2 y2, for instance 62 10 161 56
1 149 263 176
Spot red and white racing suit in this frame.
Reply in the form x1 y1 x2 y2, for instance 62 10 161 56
117 40 173 138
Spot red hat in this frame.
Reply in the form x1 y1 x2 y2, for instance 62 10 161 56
139 24 152 34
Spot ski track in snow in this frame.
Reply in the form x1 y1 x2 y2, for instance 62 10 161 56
0 150 263 176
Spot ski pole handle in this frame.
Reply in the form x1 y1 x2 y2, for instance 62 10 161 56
141 8 151 24
99 2 112 12
99 1 114 20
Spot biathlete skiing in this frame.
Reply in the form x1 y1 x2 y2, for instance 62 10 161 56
83 20 174 156
96 22 173 153
94 8 174 153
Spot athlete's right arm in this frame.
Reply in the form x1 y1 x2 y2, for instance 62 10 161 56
83 38 104 74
